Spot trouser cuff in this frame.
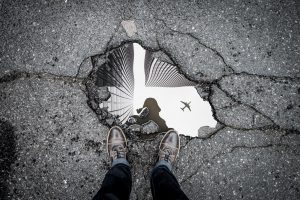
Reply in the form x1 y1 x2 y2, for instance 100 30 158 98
154 160 172 171
112 158 130 167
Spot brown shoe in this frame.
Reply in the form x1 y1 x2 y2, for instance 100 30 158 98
158 130 180 165
106 126 127 162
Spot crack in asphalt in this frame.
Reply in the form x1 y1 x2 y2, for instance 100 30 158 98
214 83 279 127
229 71 300 82
154 17 235 74
0 71 84 84
207 84 278 131
153 17 300 81
179 141 299 185
149 17 298 133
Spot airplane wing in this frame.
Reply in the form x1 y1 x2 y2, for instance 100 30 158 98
180 101 185 105
187 105 191 111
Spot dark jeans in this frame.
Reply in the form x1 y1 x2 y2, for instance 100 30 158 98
93 164 189 200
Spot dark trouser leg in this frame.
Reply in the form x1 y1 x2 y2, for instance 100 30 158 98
93 163 132 200
151 165 189 200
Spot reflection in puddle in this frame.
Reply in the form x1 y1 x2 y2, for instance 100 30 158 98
99 43 217 137
128 97 170 133
97 44 134 122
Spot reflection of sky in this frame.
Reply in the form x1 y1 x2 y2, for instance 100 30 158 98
133 43 217 137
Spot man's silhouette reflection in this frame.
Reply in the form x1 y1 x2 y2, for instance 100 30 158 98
132 97 169 132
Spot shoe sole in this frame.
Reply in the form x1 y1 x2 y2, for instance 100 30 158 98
159 129 181 161
106 126 128 156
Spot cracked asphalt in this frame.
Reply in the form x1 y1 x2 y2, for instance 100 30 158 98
1 0 299 199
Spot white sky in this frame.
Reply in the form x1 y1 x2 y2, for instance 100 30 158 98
132 43 216 137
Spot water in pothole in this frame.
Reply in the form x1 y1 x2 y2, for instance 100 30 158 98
99 43 216 137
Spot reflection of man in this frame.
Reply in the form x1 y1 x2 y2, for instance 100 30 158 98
130 97 170 132
93 126 189 200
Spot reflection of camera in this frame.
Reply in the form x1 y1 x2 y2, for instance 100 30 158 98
127 116 137 124
136 107 149 118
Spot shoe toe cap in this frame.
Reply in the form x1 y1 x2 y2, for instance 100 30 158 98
108 127 126 143
164 131 179 148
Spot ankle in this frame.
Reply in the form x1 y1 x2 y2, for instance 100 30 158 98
112 158 130 167
154 160 172 171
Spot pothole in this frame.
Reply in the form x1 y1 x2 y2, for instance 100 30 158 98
88 43 217 137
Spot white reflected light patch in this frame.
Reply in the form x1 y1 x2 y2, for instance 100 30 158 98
132 43 217 137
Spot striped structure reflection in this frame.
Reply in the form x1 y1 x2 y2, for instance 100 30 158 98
94 43 134 123
144 51 195 87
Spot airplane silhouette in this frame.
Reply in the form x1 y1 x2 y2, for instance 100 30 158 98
180 101 191 111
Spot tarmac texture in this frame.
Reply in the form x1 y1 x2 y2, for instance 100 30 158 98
0 0 299 199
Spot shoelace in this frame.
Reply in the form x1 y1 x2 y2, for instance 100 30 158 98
161 146 175 162
111 145 126 159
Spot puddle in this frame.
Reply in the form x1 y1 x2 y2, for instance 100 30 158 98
99 43 217 137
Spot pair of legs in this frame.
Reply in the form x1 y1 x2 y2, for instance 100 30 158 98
93 126 189 200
